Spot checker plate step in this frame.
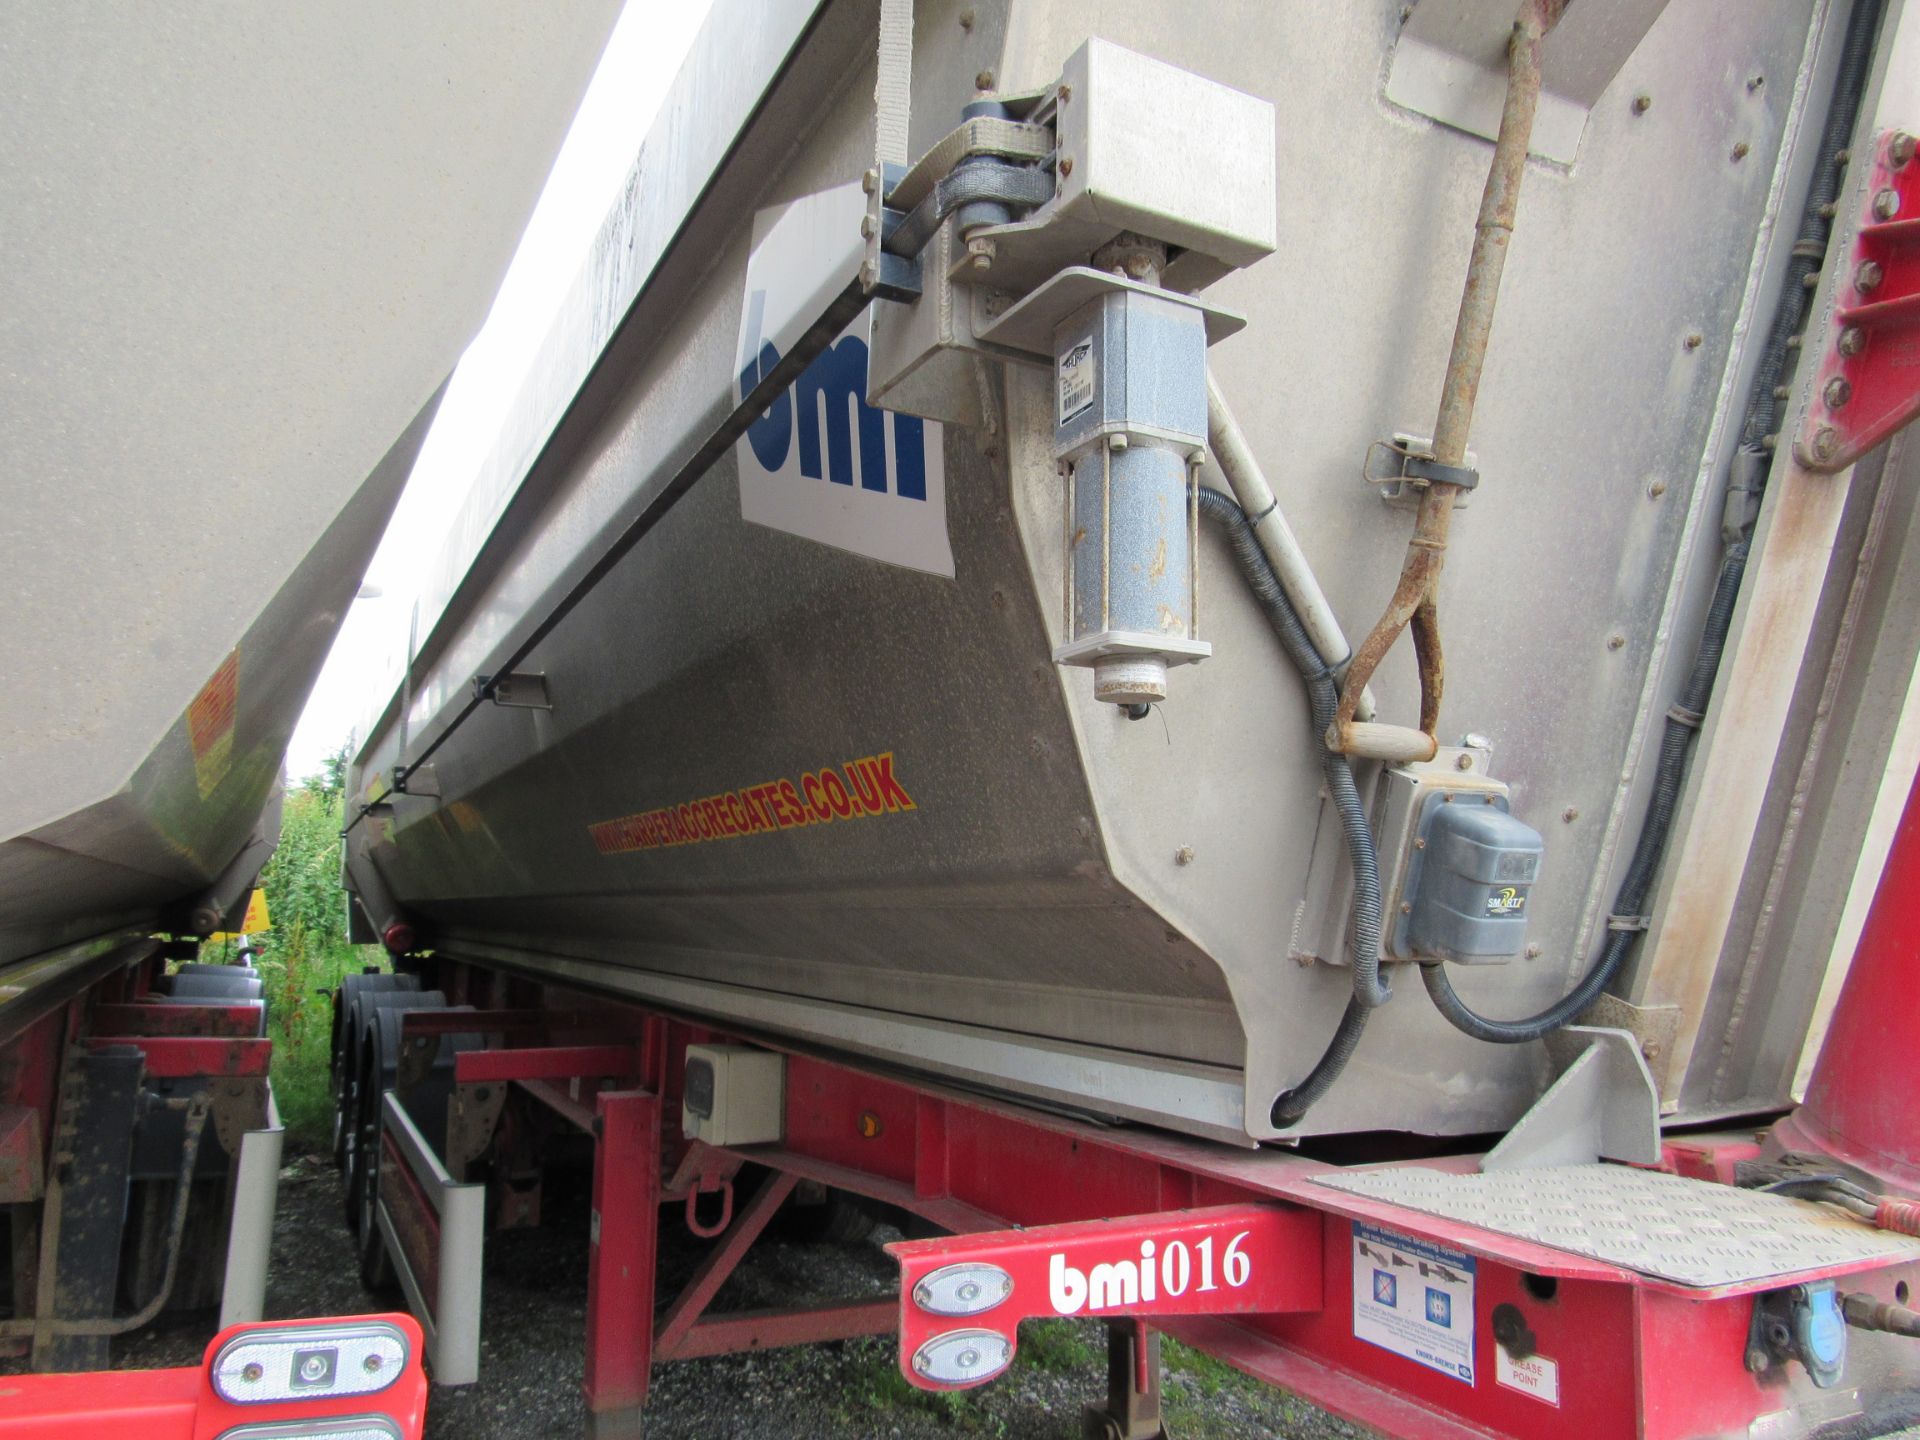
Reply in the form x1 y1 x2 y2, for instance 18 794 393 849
1315 1164 1920 1288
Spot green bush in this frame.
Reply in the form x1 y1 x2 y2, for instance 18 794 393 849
248 743 386 1152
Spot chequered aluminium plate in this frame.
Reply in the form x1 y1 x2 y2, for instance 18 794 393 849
1314 1164 1920 1288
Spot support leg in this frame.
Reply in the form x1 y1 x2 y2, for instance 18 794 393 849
1083 1319 1165 1440
584 1089 659 1440
32 1045 143 1371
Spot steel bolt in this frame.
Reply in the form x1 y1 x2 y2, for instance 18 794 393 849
1631 94 1652 116
1647 478 1668 499
242 1363 264 1383
975 69 995 91
1824 376 1853 410
958 7 975 30
1455 753 1473 771
1683 332 1703 351
1643 1041 1663 1062
1562 807 1579 823
1607 632 1626 651
1873 188 1901 220
1400 902 1413 915
1059 156 1075 178
1414 836 1428 850
1810 426 1840 462
1838 326 1867 357
1174 845 1195 866
1891 131 1917 167
1524 943 1542 961
364 1354 384 1373
859 215 876 240
1856 259 1884 294
1058 84 1072 104
861 168 878 196
1731 141 1750 162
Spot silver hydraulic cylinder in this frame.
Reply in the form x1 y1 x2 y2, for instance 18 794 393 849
1052 282 1210 705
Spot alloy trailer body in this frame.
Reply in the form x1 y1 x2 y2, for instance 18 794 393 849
331 0 1920 1434
344 0 1920 1152
0 0 624 1415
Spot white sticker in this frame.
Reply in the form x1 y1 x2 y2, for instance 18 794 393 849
735 183 952 577
1352 1223 1477 1385
1058 336 1095 425
1496 1348 1560 1405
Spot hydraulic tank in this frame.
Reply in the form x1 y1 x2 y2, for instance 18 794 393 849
347 0 1920 1143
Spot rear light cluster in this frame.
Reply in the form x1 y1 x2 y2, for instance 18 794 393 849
215 1423 401 1440
910 1262 1015 1385
208 1320 414 1440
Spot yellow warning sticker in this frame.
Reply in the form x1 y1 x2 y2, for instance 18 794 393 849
589 752 916 855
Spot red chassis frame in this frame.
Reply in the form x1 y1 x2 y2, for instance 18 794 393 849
394 766 1920 1440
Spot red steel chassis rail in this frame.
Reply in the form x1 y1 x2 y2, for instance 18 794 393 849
369 771 1920 1440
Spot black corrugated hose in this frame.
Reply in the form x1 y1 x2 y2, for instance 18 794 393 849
1195 487 1386 1127
1421 0 1882 1045
1421 542 1746 1041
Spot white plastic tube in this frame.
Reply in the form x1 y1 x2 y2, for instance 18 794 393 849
1206 370 1375 720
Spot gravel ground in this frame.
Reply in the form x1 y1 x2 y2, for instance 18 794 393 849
13 1152 1362 1438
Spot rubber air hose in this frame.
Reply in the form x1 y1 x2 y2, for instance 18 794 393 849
1195 487 1388 1125
1421 542 1748 1042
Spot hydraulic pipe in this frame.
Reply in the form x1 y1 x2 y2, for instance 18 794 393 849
1205 371 1372 719
1331 0 1566 755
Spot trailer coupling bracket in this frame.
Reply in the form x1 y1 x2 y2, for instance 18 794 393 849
886 1202 1321 1391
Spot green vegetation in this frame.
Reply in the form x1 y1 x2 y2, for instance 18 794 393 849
229 743 384 1151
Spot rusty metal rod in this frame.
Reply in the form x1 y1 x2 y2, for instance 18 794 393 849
3 1096 210 1341
1332 0 1566 753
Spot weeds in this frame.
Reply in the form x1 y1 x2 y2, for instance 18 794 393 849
247 745 387 1152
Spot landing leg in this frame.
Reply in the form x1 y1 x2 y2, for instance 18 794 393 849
1083 1318 1166 1440
583 1089 659 1440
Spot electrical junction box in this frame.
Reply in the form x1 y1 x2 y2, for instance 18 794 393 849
682 1044 785 1146
1322 747 1543 967
1400 792 1545 963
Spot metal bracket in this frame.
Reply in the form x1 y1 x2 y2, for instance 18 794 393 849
1481 1025 1661 1171
1798 129 1920 471
446 1079 509 1182
208 1076 269 1157
1579 992 1684 1099
1365 436 1478 510
473 672 552 710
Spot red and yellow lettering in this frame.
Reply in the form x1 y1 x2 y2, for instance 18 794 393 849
779 779 806 827
869 753 916 812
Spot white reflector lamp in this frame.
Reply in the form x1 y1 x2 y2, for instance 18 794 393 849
910 1328 1013 1386
211 1321 410 1405
214 1421 401 1440
912 1262 1013 1317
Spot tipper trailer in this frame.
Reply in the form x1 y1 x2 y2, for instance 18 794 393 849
333 0 1920 1434
9 0 1920 1438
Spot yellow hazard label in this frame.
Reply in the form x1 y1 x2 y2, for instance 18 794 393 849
210 887 271 941
589 752 916 855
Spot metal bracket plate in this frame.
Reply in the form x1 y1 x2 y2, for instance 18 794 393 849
976 266 1245 359
1798 129 1920 471
1482 1026 1661 1171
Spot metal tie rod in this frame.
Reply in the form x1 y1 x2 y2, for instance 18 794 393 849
360 279 874 821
